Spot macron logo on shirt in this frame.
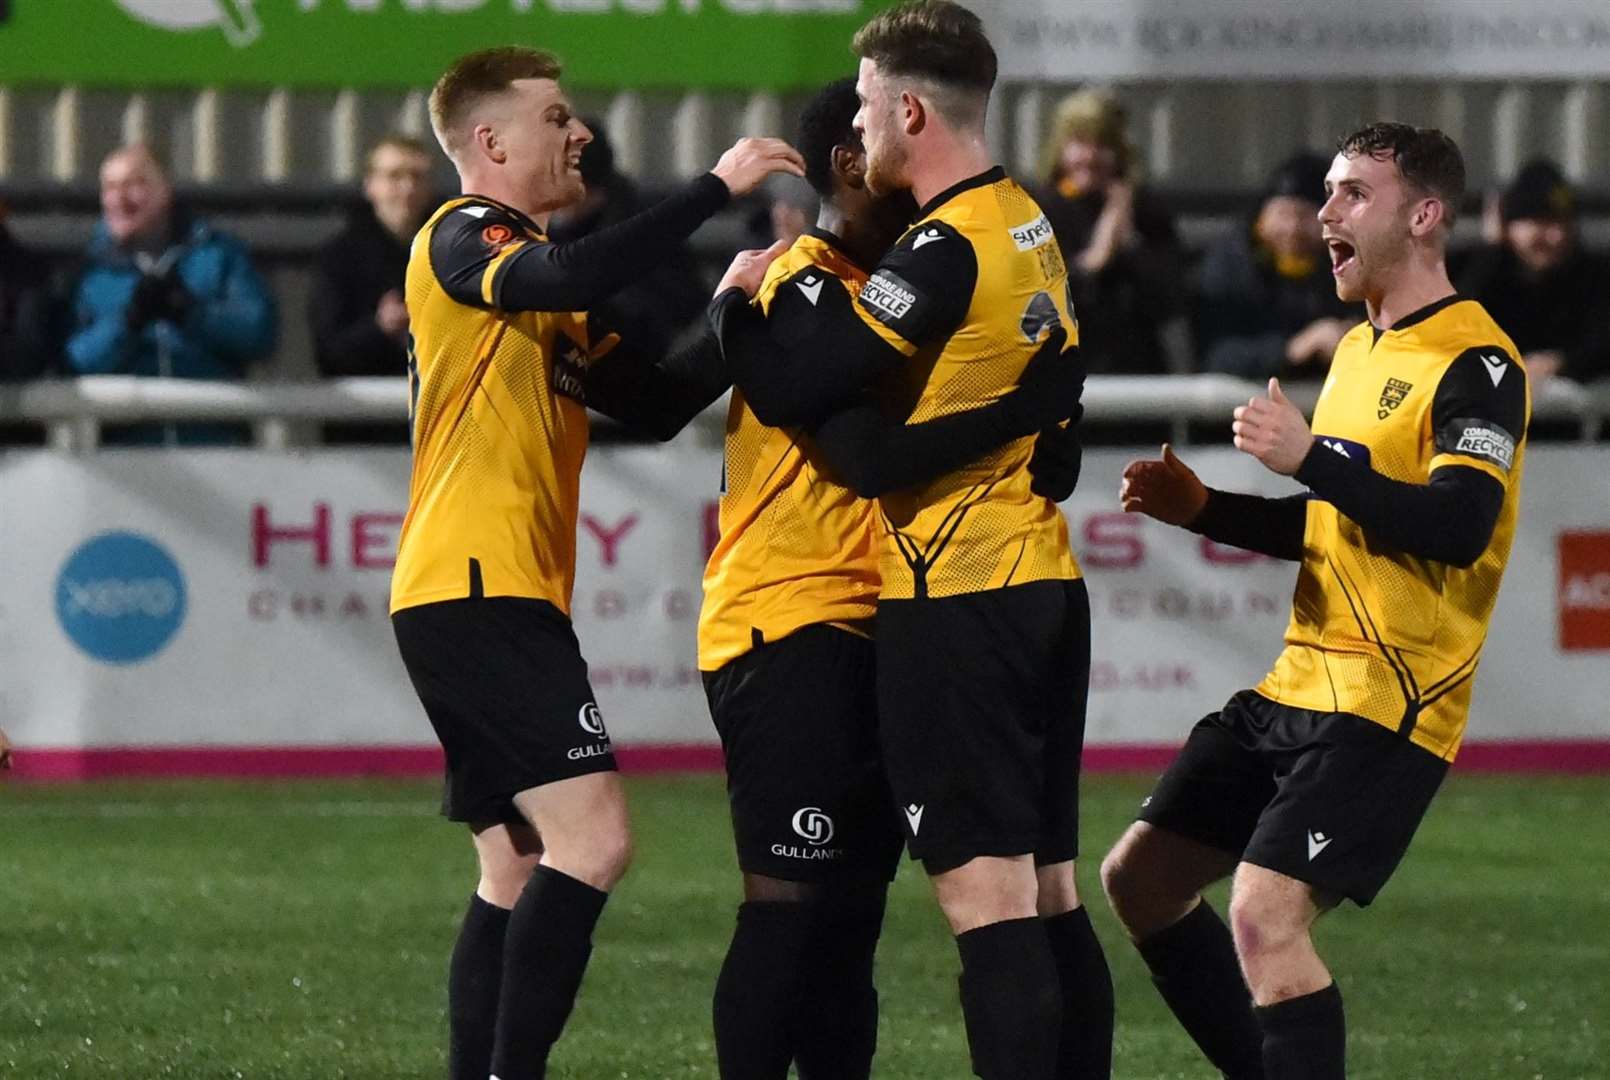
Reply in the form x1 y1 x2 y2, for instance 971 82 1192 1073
795 274 825 306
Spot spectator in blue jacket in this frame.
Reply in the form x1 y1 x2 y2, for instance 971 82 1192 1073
1195 153 1360 380
66 145 276 445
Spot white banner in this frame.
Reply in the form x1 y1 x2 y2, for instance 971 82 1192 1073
0 444 1604 751
982 0 1610 81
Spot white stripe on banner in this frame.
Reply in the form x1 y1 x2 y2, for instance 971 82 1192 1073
0 442 1605 751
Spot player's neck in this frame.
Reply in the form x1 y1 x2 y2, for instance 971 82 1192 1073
1365 257 1455 330
907 134 994 210
458 174 552 232
816 206 882 271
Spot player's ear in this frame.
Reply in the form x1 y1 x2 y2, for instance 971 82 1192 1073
901 89 926 137
1410 195 1445 239
834 144 865 189
472 123 506 166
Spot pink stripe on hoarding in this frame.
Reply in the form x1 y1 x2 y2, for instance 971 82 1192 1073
3 740 1608 782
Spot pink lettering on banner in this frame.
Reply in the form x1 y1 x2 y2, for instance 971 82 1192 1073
581 513 639 567
1082 513 1143 569
351 512 405 569
253 502 331 567
1201 538 1266 565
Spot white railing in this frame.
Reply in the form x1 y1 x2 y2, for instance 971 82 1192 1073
2 375 1605 452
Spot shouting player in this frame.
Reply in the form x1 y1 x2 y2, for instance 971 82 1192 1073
1102 123 1528 1080
388 46 802 1080
710 4 1112 1077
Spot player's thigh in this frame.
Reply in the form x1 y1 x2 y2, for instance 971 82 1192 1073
1243 709 1448 908
931 853 1041 934
513 771 631 872
876 581 1071 874
704 625 901 886
393 596 618 826
1135 691 1281 859
1228 860 1332 949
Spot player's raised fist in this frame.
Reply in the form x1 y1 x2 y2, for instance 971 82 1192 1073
715 237 790 299
711 137 807 197
1120 443 1207 526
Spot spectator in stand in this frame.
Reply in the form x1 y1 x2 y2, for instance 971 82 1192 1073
1 206 51 380
1457 159 1610 385
548 120 706 385
1035 89 1187 374
310 134 438 442
1196 153 1360 381
65 145 276 445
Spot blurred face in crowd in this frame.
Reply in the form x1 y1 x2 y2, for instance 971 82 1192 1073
1256 194 1324 261
853 59 911 197
100 147 173 245
1319 150 1439 303
1059 138 1119 195
364 143 435 240
1505 216 1572 275
478 78 592 216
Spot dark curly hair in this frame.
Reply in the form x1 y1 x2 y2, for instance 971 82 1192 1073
797 78 862 198
1338 122 1466 224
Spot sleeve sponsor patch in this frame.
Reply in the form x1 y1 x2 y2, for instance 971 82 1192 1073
858 269 925 337
1438 417 1517 471
1010 213 1055 252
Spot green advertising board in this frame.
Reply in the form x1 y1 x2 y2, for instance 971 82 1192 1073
0 0 895 90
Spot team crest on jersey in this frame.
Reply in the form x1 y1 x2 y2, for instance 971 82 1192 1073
1377 377 1413 420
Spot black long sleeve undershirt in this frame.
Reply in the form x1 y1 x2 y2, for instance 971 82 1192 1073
495 174 729 312
1294 448 1504 568
709 285 906 429
581 327 731 442
1187 489 1310 561
807 331 1084 498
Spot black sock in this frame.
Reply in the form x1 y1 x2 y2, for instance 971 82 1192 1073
1136 902 1266 1080
955 916 1062 1080
1256 983 1345 1080
712 900 816 1080
449 894 512 1080
1042 906 1114 1079
792 888 888 1080
489 866 609 1080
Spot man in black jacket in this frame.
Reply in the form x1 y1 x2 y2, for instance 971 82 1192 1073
0 209 51 381
1456 158 1610 387
308 135 437 441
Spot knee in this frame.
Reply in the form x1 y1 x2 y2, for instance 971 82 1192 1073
1227 888 1298 962
582 825 634 892
1099 843 1152 917
479 851 541 908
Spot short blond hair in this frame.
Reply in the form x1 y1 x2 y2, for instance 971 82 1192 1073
1038 89 1137 185
428 47 563 160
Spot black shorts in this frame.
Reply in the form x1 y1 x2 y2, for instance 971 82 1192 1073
876 578 1091 874
1139 689 1449 906
392 596 616 824
703 624 903 884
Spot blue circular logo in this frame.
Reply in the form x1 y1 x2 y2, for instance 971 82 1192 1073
55 532 187 664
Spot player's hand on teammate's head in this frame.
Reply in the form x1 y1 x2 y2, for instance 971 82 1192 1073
1232 377 1314 476
711 137 807 197
714 238 790 299
1120 443 1208 526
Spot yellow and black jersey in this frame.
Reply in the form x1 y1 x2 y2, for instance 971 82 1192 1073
392 194 611 617
853 168 1081 599
709 167 1084 601
697 229 881 670
1258 296 1529 759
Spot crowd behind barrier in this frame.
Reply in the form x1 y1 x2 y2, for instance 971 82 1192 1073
4 91 1610 447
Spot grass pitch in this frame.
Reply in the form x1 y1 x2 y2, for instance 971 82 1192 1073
1 773 1606 1078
